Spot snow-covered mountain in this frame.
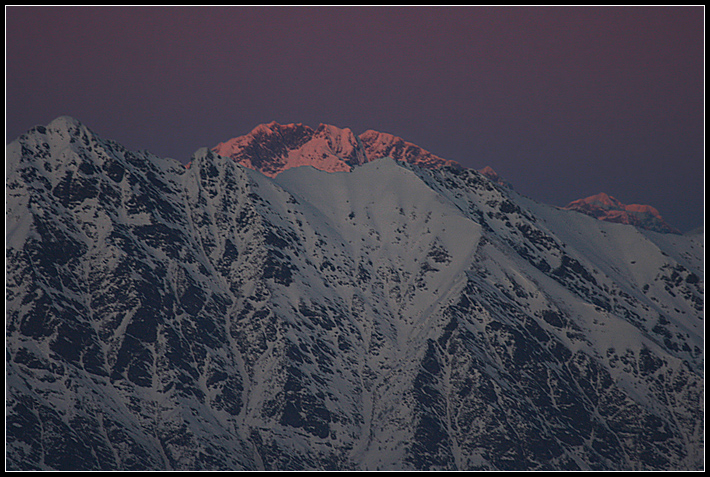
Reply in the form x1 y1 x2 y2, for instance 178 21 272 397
564 192 681 234
212 122 367 177
6 117 704 470
212 121 460 177
358 128 462 170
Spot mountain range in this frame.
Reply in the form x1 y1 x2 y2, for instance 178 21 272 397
212 121 681 235
6 117 704 470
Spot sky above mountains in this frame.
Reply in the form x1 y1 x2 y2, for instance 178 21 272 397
6 6 704 232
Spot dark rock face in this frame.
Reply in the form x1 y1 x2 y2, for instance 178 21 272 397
6 117 704 470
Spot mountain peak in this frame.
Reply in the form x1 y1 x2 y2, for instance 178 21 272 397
564 192 680 234
249 120 285 136
572 192 623 208
213 122 461 177
17 115 87 140
359 129 462 170
47 115 83 130
478 165 512 188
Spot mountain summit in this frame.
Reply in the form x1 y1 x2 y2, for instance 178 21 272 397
212 122 367 177
6 117 703 471
215 123 681 235
212 122 461 177
358 129 461 170
564 192 681 234
478 165 512 188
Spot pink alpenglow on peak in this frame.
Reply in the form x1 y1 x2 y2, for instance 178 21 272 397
212 122 363 177
564 192 681 234
568 192 623 209
358 130 462 170
478 165 513 188
212 122 461 178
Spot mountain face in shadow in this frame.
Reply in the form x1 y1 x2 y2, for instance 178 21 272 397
6 117 703 471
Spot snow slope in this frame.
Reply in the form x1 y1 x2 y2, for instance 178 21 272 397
6 117 704 470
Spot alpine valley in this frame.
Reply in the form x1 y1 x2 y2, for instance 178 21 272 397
5 117 704 471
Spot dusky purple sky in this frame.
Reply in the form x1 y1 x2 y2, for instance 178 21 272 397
6 6 704 232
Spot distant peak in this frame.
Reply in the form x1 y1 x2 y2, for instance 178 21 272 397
248 122 276 136
213 121 361 177
249 121 311 136
359 129 396 145
358 129 462 170
564 192 680 234
315 123 353 135
478 166 512 188
213 122 461 177
570 192 623 208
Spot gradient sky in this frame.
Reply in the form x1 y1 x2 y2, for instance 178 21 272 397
6 6 705 232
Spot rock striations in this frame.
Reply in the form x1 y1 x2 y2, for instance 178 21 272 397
6 117 704 471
